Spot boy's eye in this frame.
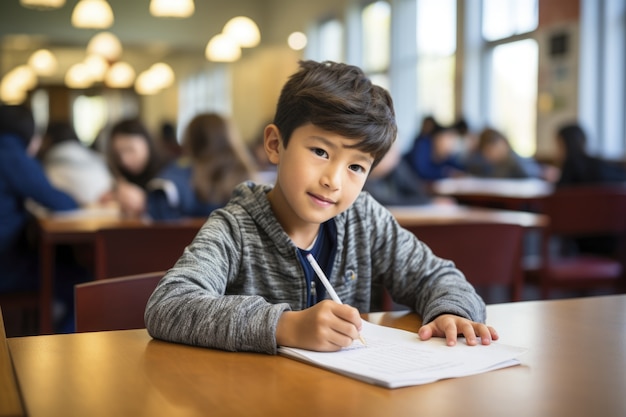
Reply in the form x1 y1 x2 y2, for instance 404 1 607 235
349 164 366 174
311 148 328 158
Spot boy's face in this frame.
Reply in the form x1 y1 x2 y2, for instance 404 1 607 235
265 123 374 241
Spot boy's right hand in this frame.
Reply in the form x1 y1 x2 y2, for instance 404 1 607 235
276 300 363 351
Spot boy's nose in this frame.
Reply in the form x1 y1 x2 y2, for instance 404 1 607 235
321 165 341 190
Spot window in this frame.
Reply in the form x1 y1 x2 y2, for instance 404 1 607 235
579 0 626 158
73 95 108 146
482 0 539 41
489 39 538 157
416 0 456 126
361 0 391 89
482 0 538 157
318 18 344 63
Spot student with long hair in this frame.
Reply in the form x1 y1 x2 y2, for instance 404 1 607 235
106 118 166 216
147 113 256 220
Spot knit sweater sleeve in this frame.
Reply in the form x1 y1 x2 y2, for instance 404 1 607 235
363 194 486 324
144 209 290 354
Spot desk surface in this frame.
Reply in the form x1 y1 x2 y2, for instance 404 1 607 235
432 177 554 198
388 203 547 228
8 295 626 417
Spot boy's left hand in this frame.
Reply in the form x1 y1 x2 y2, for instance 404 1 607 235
418 314 498 346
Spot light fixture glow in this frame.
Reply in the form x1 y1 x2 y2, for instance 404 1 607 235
134 62 175 95
149 0 194 18
20 0 65 10
105 61 135 88
223 16 260 48
0 80 28 105
28 49 58 76
87 32 122 61
65 63 93 89
84 54 109 81
287 32 307 51
71 0 114 29
205 34 241 62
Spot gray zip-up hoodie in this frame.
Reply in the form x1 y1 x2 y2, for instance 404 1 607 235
145 182 486 354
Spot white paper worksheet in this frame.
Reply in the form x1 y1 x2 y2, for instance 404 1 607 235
278 320 527 388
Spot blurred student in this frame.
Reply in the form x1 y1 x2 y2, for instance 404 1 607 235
465 128 543 179
554 123 626 256
555 123 626 186
405 124 466 180
364 144 448 206
38 121 113 205
0 105 78 294
158 121 182 163
106 118 166 216
146 113 256 220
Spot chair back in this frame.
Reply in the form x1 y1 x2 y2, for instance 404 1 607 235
75 271 164 332
94 222 202 280
404 222 526 302
542 185 626 236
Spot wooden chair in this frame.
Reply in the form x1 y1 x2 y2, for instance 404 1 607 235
94 223 201 280
74 271 164 332
524 185 626 299
399 222 526 305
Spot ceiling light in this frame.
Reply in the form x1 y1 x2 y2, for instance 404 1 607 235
287 32 307 51
105 61 135 88
0 80 28 105
72 0 114 29
20 0 65 10
205 34 241 62
223 16 260 48
84 54 109 81
28 49 58 76
65 63 93 89
87 32 122 61
149 0 194 18
135 62 175 95
148 63 175 88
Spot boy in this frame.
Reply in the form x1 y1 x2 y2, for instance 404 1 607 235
145 60 498 353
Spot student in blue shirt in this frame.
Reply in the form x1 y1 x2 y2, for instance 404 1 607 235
146 61 497 353
0 105 78 293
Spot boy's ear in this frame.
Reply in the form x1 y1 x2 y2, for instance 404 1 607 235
264 124 282 165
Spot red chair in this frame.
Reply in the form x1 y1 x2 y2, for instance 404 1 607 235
524 185 626 299
395 222 526 306
94 223 201 280
74 271 164 332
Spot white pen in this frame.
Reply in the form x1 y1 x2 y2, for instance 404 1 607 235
306 253 367 346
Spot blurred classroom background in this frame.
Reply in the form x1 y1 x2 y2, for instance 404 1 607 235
1 0 626 337
1 0 623 164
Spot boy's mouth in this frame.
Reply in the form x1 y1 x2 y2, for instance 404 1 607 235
308 192 336 206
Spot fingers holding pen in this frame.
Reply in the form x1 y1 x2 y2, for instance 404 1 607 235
276 300 363 351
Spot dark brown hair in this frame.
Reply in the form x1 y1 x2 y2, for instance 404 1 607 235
182 113 255 203
273 60 397 166
106 118 164 188
0 105 35 147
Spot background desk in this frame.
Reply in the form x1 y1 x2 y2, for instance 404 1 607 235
431 177 554 211
8 295 625 417
36 211 205 334
388 203 547 228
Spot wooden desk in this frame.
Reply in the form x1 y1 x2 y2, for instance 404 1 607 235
37 209 205 334
431 177 554 210
388 203 548 229
8 295 625 417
